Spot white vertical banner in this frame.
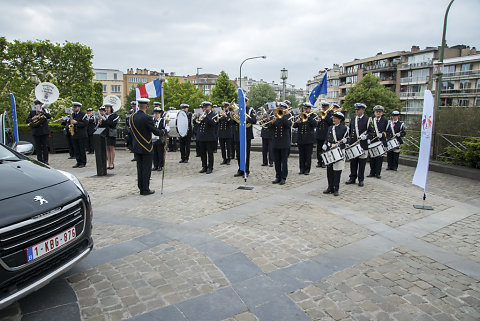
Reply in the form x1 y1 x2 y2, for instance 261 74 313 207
412 90 434 194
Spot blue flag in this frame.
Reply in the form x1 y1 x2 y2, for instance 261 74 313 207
238 89 247 179
309 72 327 105
10 93 19 143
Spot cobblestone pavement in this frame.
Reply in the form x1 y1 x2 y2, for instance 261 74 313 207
2 147 480 321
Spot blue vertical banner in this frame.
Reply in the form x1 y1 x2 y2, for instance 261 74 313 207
10 93 19 143
238 89 247 179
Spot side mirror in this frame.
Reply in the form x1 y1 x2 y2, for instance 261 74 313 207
15 141 34 155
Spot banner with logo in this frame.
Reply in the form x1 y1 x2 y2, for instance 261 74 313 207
10 93 19 143
412 90 434 194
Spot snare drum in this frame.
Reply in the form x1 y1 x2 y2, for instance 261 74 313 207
164 110 189 138
345 143 364 161
368 141 386 158
386 138 400 152
321 146 344 165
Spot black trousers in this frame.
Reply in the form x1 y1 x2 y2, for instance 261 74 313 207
67 134 74 157
387 151 400 170
135 153 153 193
273 147 289 179
152 141 164 169
86 134 94 153
219 137 231 162
230 138 236 159
235 139 251 173
179 135 191 161
168 137 177 151
213 137 218 152
72 138 87 165
195 139 200 156
33 134 49 164
349 157 367 182
199 141 215 170
369 156 383 176
316 139 325 165
298 143 313 173
262 138 273 165
326 165 342 191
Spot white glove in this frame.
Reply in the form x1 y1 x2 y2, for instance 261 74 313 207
367 139 371 144
322 144 327 151
395 133 400 137
165 125 170 133
378 133 383 138
360 134 367 140
342 138 347 143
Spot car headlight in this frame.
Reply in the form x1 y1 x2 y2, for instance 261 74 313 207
58 170 88 196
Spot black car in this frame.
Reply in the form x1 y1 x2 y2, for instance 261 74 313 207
0 142 93 309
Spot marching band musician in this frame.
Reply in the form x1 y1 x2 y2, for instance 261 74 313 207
124 101 137 159
61 114 75 159
322 112 349 196
26 99 52 165
218 102 232 165
261 107 274 167
198 101 218 174
213 104 219 153
99 103 119 169
316 102 333 168
233 97 257 177
130 98 168 195
293 102 317 175
367 105 388 179
70 102 88 168
179 104 193 163
152 107 166 171
194 104 202 157
386 110 406 171
270 102 292 185
86 108 96 154
345 103 370 187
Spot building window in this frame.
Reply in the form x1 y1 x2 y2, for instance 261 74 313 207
128 77 147 83
113 73 118 80
475 97 480 107
460 63 471 74
111 85 121 93
459 80 471 90
476 79 480 88
103 85 107 92
441 81 454 90
440 98 453 107
96 72 107 80
457 98 469 107
443 65 455 76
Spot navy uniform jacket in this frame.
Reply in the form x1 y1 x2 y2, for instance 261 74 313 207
271 114 292 149
87 114 96 135
185 112 193 137
26 110 51 136
71 111 88 139
386 120 406 144
293 114 317 145
368 116 388 146
198 111 218 142
218 112 232 139
326 124 349 150
99 113 119 136
260 111 274 139
130 110 166 154
316 112 333 140
233 107 257 141
348 115 371 150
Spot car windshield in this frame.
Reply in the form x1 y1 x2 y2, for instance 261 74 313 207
0 144 21 162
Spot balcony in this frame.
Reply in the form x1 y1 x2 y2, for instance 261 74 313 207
401 106 423 113
399 61 433 70
399 92 424 99
442 69 480 79
400 76 430 84
440 88 480 96
363 62 399 72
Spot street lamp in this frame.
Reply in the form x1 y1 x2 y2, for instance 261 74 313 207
239 56 267 89
159 69 166 111
280 68 288 100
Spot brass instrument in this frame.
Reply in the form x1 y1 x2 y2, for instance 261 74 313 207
229 101 252 128
68 111 76 136
274 106 292 119
334 107 343 114
318 105 334 119
29 112 46 127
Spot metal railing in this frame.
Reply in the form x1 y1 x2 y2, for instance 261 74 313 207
443 69 480 78
400 76 430 83
363 62 399 71
440 88 480 95
399 61 433 69
399 92 425 98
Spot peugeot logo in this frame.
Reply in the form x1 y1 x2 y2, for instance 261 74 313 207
34 196 48 205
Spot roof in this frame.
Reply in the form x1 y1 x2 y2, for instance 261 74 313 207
442 54 480 65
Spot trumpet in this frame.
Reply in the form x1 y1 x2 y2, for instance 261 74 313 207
318 105 334 119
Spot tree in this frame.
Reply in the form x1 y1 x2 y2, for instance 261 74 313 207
343 73 403 117
285 94 299 109
210 71 237 106
247 83 277 109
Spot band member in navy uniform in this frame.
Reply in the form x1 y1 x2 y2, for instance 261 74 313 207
345 103 370 187
316 102 333 168
233 97 257 177
85 108 96 154
152 107 167 171
61 114 75 159
69 102 88 168
193 104 202 157
213 104 219 153
367 105 388 179
124 101 137 158
130 98 167 195
218 102 232 165
261 108 274 167
100 103 119 169
26 99 52 164
270 102 292 185
179 103 192 163
323 112 349 196
198 101 218 174
293 102 317 175
386 110 406 171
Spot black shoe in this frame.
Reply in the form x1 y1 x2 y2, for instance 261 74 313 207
234 171 243 177
153 167 158 171
298 171 304 175
220 160 227 165
68 156 75 159
72 164 80 168
304 172 310 175
206 168 212 174
367 173 375 177
158 167 163 171
179 160 184 163
272 178 281 184
184 160 188 163
261 163 267 166
279 179 286 185
393 168 397 171
323 188 333 194
376 175 381 179
321 164 326 168
333 190 339 196
316 163 322 168
78 164 85 168
386 167 392 171
226 161 230 165
199 168 207 173
142 190 155 195
269 164 273 167
131 158 136 162
358 181 364 187
345 179 356 185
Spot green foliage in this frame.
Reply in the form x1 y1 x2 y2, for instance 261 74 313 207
247 83 277 109
446 138 480 169
93 82 104 108
210 71 237 106
285 94 299 108
343 73 402 117
0 38 98 123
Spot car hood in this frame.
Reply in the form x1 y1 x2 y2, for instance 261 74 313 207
0 159 68 201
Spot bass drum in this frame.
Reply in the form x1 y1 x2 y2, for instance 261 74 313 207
164 110 188 138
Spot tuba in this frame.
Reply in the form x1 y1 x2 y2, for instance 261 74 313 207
229 101 252 128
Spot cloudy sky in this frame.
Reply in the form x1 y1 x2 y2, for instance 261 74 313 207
1 0 479 89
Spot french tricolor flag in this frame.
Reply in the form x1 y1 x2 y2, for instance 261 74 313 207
135 79 162 99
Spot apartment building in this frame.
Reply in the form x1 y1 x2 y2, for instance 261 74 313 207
187 73 219 96
93 68 124 105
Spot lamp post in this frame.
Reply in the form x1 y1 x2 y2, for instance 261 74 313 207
159 69 166 111
433 0 454 158
239 56 266 90
280 68 288 100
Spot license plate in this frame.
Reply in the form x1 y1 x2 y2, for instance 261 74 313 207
26 226 77 262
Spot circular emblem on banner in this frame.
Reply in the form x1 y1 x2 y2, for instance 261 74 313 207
35 82 59 104
103 95 122 112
